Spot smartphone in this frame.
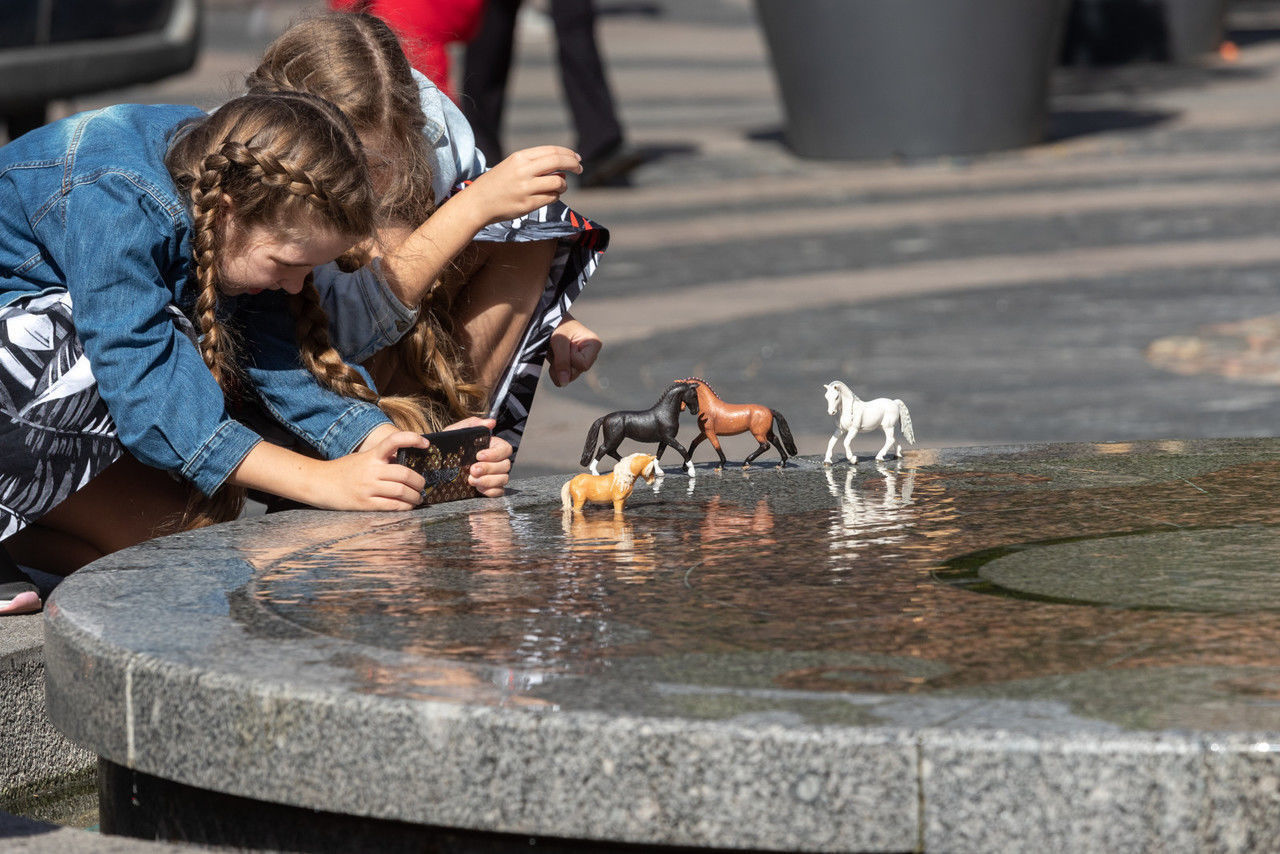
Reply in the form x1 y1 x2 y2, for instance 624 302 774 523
395 425 491 505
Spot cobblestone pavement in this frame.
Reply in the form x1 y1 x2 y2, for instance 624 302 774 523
40 0 1280 476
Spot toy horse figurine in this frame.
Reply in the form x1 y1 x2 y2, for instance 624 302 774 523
562 453 660 515
580 381 700 476
822 380 916 463
678 378 797 471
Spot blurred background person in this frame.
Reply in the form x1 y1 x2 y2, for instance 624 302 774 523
327 0 488 100
461 0 642 187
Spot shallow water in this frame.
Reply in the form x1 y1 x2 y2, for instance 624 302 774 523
246 444 1280 731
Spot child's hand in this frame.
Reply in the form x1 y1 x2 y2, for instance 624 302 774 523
444 416 513 497
316 429 428 510
548 315 602 387
471 146 582 224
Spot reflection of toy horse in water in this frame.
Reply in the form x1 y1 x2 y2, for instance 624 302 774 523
580 382 699 476
823 380 915 463
824 464 916 564
678 378 797 471
559 513 658 578
562 454 660 515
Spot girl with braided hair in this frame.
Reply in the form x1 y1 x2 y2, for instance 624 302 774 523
0 92 512 615
245 12 607 456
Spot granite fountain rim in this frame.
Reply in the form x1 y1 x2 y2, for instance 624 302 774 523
40 437 1280 850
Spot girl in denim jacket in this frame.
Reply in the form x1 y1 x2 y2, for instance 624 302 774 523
247 13 607 455
0 93 513 615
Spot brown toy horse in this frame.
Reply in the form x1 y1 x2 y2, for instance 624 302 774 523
561 453 659 515
678 378 798 471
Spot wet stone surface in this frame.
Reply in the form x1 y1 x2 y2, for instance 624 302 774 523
42 438 1280 852
244 438 1280 731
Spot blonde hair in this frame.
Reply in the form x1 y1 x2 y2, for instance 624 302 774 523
165 91 435 528
247 12 486 424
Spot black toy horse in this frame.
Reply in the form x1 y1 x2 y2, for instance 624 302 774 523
580 381 700 476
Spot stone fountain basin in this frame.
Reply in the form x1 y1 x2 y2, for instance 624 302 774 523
43 440 1280 852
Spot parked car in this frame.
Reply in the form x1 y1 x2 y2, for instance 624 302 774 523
0 0 202 140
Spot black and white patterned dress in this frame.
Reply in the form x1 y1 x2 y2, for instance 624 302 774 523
471 196 607 452
0 293 117 540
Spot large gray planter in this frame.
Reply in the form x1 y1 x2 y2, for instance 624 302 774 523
754 0 1071 160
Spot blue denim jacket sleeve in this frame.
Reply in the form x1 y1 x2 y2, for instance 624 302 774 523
238 291 392 457
313 258 419 365
414 68 486 201
61 175 261 496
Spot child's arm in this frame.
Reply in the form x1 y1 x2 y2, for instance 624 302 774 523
228 430 430 511
377 146 583 308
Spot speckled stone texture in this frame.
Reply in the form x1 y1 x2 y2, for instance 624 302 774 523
0 616 93 796
42 439 1280 851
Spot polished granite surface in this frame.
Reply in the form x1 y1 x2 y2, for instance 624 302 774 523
42 439 1280 852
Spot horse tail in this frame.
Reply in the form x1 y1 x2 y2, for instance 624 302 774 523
560 478 574 510
580 416 605 466
771 410 798 455
896 400 916 445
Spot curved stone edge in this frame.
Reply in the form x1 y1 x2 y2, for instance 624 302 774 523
0 615 92 796
44 607 920 852
39 444 1280 851
0 616 198 852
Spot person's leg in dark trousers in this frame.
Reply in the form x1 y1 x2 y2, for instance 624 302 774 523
462 0 524 164
548 0 625 165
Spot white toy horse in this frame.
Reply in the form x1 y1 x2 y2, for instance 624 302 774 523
822 380 916 463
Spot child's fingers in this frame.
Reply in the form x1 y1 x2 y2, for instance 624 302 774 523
376 429 430 457
522 151 582 178
477 434 513 463
571 339 602 372
365 494 422 511
382 462 426 494
549 334 572 386
469 471 509 497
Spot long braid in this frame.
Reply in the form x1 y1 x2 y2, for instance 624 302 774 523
189 146 244 394
177 144 258 530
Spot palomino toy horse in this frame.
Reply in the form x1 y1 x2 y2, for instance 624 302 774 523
562 453 660 515
580 381 700 475
678 378 798 472
822 380 915 463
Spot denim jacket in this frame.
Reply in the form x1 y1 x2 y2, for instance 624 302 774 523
0 104 391 495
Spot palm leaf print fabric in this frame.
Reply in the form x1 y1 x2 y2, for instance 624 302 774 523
0 293 196 541
0 292 122 540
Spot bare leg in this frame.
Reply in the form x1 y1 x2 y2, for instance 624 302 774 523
446 239 558 399
5 453 189 577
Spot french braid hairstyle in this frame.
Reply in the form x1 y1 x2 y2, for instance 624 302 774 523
247 11 486 423
165 91 435 528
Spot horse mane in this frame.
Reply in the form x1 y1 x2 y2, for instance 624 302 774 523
612 453 648 487
676 376 719 398
831 380 861 403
